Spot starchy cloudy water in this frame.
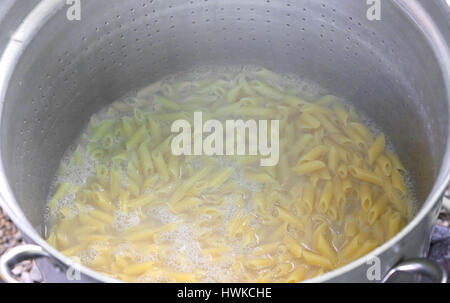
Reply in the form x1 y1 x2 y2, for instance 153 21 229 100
45 65 415 282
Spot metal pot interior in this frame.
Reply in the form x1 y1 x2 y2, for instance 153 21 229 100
0 0 448 241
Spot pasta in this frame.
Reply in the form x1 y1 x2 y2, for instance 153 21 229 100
46 66 413 283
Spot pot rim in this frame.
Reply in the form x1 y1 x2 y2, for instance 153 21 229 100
0 0 448 283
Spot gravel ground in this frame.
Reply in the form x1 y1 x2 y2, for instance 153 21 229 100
0 201 449 283
0 207 42 283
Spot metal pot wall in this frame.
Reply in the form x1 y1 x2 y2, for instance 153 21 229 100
0 0 449 282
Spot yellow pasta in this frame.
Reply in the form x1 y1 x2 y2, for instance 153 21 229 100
318 181 333 214
368 134 385 165
46 68 413 283
348 165 384 186
292 160 326 175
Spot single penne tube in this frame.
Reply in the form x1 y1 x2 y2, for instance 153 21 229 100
316 95 339 106
208 167 234 188
360 182 372 210
126 177 140 197
348 165 384 186
126 125 147 150
301 183 315 214
169 197 204 213
341 234 361 259
277 207 304 230
352 240 378 259
302 250 333 269
134 108 146 126
391 169 407 194
329 133 353 146
368 134 386 165
387 212 403 239
128 192 158 208
314 113 341 134
334 105 349 126
368 194 389 225
344 221 358 238
318 181 333 214
238 106 278 118
250 80 284 100
110 166 121 199
316 233 337 263
350 122 372 142
343 126 367 150
89 209 114 224
342 177 353 194
247 258 276 269
90 119 115 141
127 161 143 186
283 234 303 258
123 261 156 276
385 150 406 173
226 84 242 103
49 182 72 211
292 160 326 175
147 118 162 143
117 190 129 213
383 184 406 213
333 177 345 209
121 116 135 137
154 95 181 111
298 113 321 129
287 134 313 159
245 171 277 183
169 165 214 203
252 242 280 256
301 103 334 117
137 81 161 98
167 155 180 179
376 154 392 177
77 213 107 231
152 150 170 182
298 145 328 164
336 164 348 179
328 145 339 172
91 191 114 212
138 141 154 177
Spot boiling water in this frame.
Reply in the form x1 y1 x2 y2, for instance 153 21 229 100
45 65 415 282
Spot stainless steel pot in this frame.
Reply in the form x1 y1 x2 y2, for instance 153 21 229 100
0 0 449 283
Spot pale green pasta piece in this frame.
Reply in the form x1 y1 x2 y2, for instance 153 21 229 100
226 85 242 103
90 119 115 141
137 81 161 98
111 151 128 163
49 183 78 211
126 125 147 150
121 117 135 137
96 164 109 186
251 68 281 81
250 80 284 100
87 143 105 160
134 108 146 125
69 146 83 168
155 95 181 111
102 133 115 150
147 118 162 143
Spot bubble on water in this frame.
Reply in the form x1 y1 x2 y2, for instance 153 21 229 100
113 209 141 232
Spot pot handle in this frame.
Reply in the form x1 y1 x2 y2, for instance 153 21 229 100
381 258 448 283
0 244 49 283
